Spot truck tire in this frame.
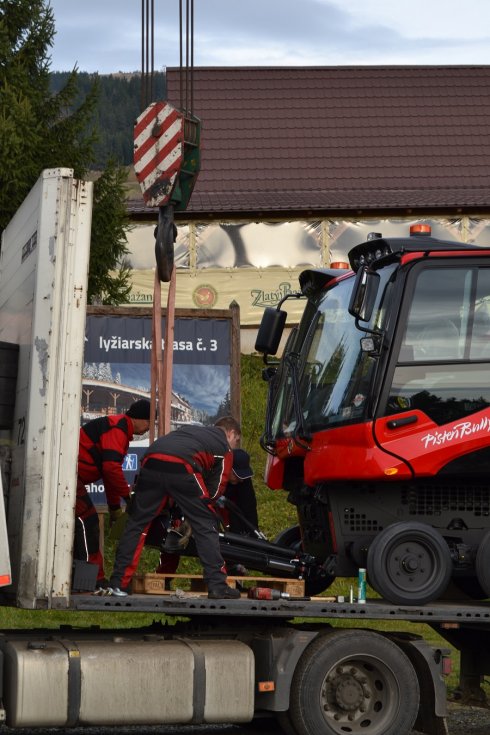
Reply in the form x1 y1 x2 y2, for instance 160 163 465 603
288 629 420 735
366 521 452 605
475 529 490 597
277 711 301 735
274 525 302 553
274 525 335 596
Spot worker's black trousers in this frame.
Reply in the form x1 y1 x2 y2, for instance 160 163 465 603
74 478 105 581
110 464 227 592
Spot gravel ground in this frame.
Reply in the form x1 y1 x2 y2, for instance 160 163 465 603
1 703 488 734
442 702 490 735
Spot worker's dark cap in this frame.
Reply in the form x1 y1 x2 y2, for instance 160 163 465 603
126 399 151 420
232 449 253 479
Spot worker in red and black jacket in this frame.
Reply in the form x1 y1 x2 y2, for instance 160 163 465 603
106 416 241 599
74 399 151 588
154 448 259 576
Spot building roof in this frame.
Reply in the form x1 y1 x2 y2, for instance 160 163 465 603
127 66 490 219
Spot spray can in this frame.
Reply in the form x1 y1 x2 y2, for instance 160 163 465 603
358 568 367 604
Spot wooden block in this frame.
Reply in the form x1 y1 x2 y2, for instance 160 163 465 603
132 574 145 593
132 573 204 595
189 577 207 592
132 572 305 597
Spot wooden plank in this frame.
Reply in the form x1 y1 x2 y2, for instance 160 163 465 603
132 573 305 597
87 306 234 319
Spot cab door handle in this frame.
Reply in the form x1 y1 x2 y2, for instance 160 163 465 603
386 415 418 429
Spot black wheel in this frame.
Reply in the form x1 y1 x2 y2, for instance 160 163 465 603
475 529 490 597
274 525 303 553
274 525 335 597
367 521 452 605
288 630 420 735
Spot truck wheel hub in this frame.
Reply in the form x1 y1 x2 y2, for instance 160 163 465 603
401 554 419 573
333 675 364 710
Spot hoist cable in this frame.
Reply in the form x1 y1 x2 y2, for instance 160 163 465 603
140 0 155 111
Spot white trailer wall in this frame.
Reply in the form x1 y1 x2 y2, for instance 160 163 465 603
0 169 93 608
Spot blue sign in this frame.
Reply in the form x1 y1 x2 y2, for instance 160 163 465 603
123 453 138 472
84 315 230 365
82 312 233 505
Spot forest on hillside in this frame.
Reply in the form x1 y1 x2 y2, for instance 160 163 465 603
49 71 167 169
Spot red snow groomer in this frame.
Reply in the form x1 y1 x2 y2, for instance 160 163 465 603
256 224 490 604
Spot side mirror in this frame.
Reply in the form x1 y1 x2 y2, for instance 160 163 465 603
255 307 287 355
348 266 379 323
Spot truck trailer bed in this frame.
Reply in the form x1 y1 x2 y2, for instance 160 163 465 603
72 592 490 623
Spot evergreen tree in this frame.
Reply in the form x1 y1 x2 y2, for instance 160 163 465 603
100 363 113 382
83 363 97 379
0 0 98 229
89 160 132 305
0 0 132 305
49 71 167 168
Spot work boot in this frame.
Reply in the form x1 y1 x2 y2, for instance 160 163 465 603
208 585 241 599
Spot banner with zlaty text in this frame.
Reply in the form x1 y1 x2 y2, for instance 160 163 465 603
82 309 236 505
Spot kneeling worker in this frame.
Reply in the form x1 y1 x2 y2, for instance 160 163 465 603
106 416 242 599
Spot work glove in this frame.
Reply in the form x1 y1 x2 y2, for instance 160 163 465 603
177 520 193 548
163 520 193 552
108 505 129 541
109 507 124 528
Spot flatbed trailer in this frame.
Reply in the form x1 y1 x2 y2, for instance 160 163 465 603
78 592 490 716
74 590 490 623
0 592 488 734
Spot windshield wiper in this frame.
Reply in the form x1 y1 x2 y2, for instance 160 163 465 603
284 352 311 445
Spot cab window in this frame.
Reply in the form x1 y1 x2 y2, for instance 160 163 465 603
385 266 490 425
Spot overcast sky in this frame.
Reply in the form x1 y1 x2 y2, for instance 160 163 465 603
48 0 490 73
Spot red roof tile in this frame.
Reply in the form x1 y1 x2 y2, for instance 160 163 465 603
128 66 490 218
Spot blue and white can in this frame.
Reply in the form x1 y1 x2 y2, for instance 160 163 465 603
358 568 366 604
